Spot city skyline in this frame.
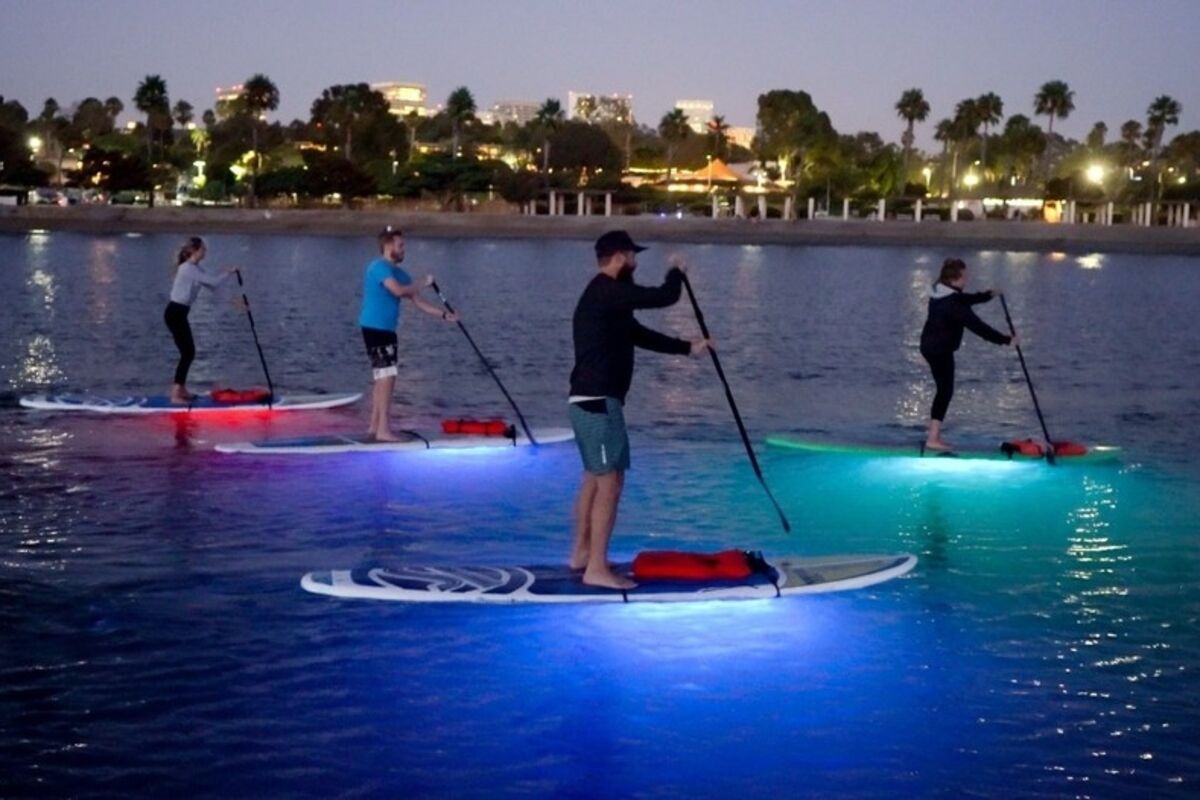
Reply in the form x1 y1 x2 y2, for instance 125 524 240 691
1 0 1197 149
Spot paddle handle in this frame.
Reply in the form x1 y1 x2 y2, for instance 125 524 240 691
234 269 275 406
999 295 1054 464
681 273 791 532
430 280 537 446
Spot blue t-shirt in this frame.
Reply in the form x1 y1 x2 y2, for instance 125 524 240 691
358 257 412 331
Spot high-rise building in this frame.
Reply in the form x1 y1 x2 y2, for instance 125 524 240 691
675 99 714 134
489 100 540 127
214 85 244 119
567 91 634 125
214 84 270 120
371 82 429 118
727 126 756 151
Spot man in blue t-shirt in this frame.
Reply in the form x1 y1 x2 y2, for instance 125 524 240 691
360 226 457 441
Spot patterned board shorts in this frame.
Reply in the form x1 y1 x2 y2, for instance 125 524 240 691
362 327 398 379
568 397 630 475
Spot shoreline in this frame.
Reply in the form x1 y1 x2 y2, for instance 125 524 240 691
3 205 1199 255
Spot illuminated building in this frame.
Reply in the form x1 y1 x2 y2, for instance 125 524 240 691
726 126 755 150
567 91 634 124
675 100 714 134
214 85 244 119
489 100 540 127
371 82 429 118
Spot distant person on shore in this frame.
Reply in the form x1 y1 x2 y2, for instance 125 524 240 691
568 230 711 589
919 257 1016 451
164 236 239 404
359 226 457 441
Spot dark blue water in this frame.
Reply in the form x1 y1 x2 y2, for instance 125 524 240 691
2 232 1198 798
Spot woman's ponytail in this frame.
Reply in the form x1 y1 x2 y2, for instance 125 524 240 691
177 236 205 266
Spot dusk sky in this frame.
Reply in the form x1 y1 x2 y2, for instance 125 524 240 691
2 0 1197 149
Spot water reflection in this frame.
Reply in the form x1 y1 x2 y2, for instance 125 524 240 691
1076 254 1104 270
20 335 63 385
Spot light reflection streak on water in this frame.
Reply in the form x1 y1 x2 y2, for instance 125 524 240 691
1076 253 1104 270
86 239 119 324
20 334 63 385
1053 473 1166 781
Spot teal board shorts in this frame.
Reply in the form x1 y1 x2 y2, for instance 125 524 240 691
568 397 630 474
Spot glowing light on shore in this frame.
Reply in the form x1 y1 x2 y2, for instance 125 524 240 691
1086 164 1106 184
962 172 979 188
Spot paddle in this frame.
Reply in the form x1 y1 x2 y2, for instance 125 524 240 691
999 294 1055 465
681 272 792 532
429 279 537 446
233 269 275 407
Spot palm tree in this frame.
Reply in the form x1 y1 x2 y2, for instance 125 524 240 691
707 114 731 159
975 92 1004 172
951 99 981 187
1146 95 1182 200
1033 80 1074 136
1120 119 1143 148
933 118 954 194
658 108 690 177
895 88 930 174
241 74 280 196
172 100 194 129
202 108 217 130
445 86 477 157
1086 121 1107 150
134 74 170 164
1145 95 1181 155
533 98 565 174
103 96 124 126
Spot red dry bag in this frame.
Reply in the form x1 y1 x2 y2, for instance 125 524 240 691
210 387 272 404
631 550 754 581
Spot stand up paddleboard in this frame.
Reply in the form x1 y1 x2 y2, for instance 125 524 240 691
765 434 1120 463
20 392 362 414
216 426 574 455
300 553 917 604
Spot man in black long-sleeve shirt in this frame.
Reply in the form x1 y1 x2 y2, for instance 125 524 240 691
567 231 710 589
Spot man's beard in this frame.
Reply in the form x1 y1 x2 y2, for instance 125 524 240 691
618 263 636 282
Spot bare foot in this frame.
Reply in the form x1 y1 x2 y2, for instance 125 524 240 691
568 554 588 571
581 565 636 590
924 439 952 452
170 393 193 405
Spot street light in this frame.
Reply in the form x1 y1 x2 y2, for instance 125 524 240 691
1086 164 1105 184
27 136 42 153
962 172 979 189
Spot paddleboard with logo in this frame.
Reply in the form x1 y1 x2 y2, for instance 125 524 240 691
300 552 917 604
20 392 362 414
765 434 1120 463
216 426 574 454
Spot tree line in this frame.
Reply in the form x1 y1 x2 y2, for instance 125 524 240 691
1 75 1195 211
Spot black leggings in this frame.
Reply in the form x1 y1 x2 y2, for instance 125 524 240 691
922 349 955 422
164 301 195 385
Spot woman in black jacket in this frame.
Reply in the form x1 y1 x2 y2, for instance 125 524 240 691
919 258 1017 450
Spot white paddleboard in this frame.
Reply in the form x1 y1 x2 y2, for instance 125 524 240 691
216 426 574 454
20 392 361 414
300 553 917 604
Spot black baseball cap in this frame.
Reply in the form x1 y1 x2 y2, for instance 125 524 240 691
594 230 647 259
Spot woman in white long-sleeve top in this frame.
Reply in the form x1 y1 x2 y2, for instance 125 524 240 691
164 237 236 404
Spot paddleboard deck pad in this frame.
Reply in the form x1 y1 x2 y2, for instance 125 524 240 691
20 392 361 414
765 434 1121 463
300 553 917 604
216 426 574 454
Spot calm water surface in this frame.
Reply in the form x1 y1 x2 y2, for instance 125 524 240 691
2 231 1199 798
